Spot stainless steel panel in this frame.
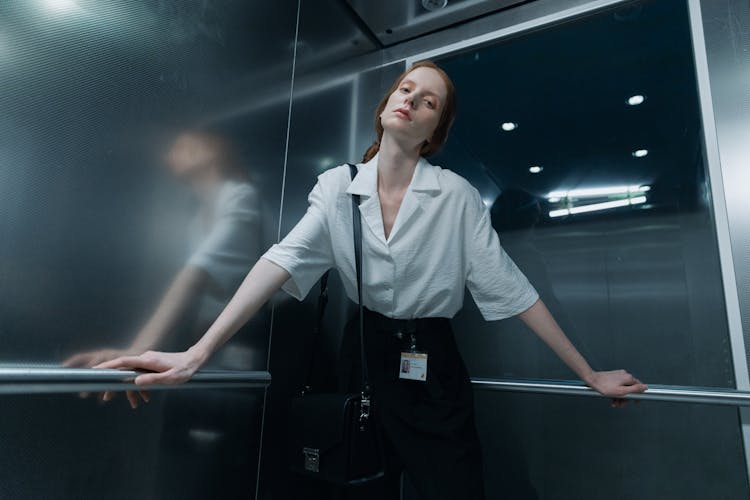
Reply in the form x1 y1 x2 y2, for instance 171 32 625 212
347 0 528 45
429 0 732 387
0 1 302 499
474 390 747 499
694 0 750 483
0 0 298 367
697 0 750 393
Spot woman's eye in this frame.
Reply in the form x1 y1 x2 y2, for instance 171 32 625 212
425 100 435 108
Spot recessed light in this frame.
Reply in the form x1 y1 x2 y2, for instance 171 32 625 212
500 122 518 132
529 166 543 174
627 94 646 106
632 149 649 158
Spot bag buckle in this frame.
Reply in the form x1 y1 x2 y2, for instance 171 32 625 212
359 393 371 429
302 447 320 473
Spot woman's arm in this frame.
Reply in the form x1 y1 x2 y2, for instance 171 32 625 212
518 299 648 401
95 258 290 386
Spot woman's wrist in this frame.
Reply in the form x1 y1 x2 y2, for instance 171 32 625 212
581 370 598 388
187 344 211 368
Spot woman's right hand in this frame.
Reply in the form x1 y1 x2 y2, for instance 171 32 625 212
63 348 135 369
94 348 205 386
63 347 152 408
92 348 206 408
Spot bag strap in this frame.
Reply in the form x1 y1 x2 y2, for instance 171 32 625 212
347 164 372 426
301 269 329 394
302 165 371 420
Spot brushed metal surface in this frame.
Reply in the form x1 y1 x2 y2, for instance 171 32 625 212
347 0 528 45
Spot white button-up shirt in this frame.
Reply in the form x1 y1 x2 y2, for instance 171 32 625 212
262 154 538 320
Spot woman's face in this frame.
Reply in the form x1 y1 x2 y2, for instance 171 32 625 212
380 66 448 147
165 133 217 178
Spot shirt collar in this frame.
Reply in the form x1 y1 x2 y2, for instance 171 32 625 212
345 153 441 196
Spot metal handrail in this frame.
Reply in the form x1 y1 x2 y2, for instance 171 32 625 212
471 377 750 407
2 369 748 405
0 366 271 395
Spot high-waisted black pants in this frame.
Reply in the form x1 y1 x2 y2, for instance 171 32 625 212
337 308 486 500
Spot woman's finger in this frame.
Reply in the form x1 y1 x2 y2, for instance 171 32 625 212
623 383 648 394
126 390 139 409
96 354 176 374
139 390 151 403
94 355 153 370
134 370 178 386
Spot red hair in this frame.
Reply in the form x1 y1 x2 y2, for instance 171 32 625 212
362 60 457 162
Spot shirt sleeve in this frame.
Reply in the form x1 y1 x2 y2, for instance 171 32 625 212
262 180 334 300
187 184 261 294
465 192 539 321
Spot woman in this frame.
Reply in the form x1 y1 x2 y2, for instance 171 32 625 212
98 61 648 499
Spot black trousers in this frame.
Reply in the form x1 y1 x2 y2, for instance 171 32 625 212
337 308 486 500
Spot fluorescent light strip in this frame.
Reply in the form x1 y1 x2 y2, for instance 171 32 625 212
549 195 647 218
547 185 649 200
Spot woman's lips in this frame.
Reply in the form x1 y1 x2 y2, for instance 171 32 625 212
394 108 411 120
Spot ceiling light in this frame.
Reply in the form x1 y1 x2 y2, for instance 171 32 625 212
546 185 651 200
500 122 518 132
317 157 334 171
627 94 646 106
632 149 649 158
529 166 543 174
549 196 647 218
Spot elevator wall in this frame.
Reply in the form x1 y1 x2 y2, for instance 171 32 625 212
0 2 300 498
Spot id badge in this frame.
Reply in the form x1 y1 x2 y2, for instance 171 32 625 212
399 351 428 381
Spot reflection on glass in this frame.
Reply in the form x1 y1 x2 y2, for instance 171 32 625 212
0 0 302 498
438 0 730 388
0 1 300 365
64 130 261 370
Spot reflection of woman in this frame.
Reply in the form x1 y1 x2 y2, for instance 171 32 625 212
66 131 261 404
100 61 647 499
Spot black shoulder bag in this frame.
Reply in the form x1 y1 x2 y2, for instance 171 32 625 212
288 163 385 485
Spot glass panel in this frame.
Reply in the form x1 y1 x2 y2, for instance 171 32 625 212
0 2 298 499
0 1 298 368
432 0 733 388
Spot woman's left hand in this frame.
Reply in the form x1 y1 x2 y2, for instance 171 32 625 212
587 369 648 408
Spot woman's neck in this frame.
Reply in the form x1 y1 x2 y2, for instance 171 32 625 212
377 134 422 192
